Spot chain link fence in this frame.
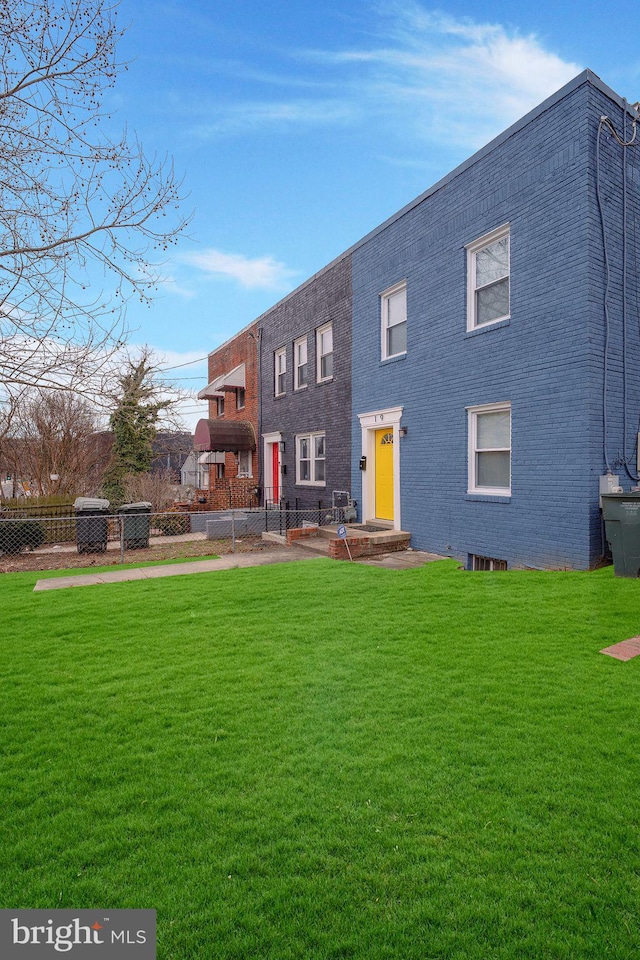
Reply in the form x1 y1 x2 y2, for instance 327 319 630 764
0 504 350 567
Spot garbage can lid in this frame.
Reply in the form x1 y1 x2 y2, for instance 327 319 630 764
74 497 110 510
116 501 152 511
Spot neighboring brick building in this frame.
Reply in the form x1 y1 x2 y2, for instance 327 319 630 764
350 69 640 569
258 255 352 510
194 321 260 509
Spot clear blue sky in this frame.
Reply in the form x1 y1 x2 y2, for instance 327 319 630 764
111 0 640 426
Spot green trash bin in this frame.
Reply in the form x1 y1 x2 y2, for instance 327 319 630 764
116 501 152 550
601 492 640 577
74 497 110 554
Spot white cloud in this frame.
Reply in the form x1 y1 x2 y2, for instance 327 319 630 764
156 274 198 300
190 99 357 138
176 5 580 156
303 4 582 150
181 248 298 290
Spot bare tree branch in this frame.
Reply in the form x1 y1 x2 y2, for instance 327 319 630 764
0 0 190 402
1 388 111 496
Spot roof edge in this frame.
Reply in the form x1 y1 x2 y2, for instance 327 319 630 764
348 70 632 254
202 69 630 353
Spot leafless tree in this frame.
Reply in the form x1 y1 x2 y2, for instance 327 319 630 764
2 389 112 496
0 0 189 417
122 468 179 512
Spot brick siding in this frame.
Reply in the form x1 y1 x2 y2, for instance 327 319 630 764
351 75 640 570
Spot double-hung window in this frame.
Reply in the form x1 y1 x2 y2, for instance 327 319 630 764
296 432 325 485
381 281 407 360
275 347 286 397
466 225 510 330
468 402 511 495
316 323 333 382
237 449 252 477
294 336 308 389
236 386 245 410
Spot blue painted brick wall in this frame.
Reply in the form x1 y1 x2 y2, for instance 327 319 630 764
351 74 640 569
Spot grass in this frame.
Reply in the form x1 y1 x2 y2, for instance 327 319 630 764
1 558 639 959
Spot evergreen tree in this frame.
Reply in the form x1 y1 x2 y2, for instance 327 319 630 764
103 352 174 503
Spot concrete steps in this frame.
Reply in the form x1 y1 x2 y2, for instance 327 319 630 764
263 523 411 560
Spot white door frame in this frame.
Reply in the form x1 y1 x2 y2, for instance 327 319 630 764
357 406 403 530
262 431 282 504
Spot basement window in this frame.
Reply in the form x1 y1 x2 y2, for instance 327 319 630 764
471 554 507 571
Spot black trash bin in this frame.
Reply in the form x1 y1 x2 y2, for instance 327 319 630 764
601 492 640 577
116 501 152 549
74 497 110 554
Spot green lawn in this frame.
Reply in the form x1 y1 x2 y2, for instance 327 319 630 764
1 559 639 959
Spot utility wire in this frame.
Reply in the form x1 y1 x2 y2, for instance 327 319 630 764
156 355 209 372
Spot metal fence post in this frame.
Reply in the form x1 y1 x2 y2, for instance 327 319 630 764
120 515 125 564
231 510 236 552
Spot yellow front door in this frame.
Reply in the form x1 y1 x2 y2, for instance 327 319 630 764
375 429 394 521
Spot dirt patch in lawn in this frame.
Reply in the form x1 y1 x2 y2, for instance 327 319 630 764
0 536 270 574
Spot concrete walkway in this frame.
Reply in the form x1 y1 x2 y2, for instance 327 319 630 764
33 547 446 592
33 546 317 591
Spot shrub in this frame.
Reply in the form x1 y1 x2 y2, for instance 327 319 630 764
0 520 46 554
155 511 190 536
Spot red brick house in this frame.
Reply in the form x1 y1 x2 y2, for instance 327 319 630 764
194 321 260 509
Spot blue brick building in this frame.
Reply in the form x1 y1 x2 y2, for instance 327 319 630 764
350 70 640 569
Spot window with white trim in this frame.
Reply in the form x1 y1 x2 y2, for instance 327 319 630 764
316 323 333 382
296 432 325 485
237 449 252 477
381 281 407 360
275 347 286 397
294 336 308 389
468 402 511 495
466 225 510 330
215 396 224 417
236 387 245 410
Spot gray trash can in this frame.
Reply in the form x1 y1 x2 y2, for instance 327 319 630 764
74 497 110 554
601 492 640 577
116 501 152 549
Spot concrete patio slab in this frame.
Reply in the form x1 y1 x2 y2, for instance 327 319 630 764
357 550 448 569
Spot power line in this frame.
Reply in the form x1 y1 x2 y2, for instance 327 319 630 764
156 355 209 372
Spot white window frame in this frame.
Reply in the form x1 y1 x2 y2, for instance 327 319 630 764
237 449 252 478
275 347 286 397
215 395 225 417
236 386 245 410
467 401 511 496
294 336 308 390
316 322 333 382
296 431 326 486
466 224 510 331
381 281 407 361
